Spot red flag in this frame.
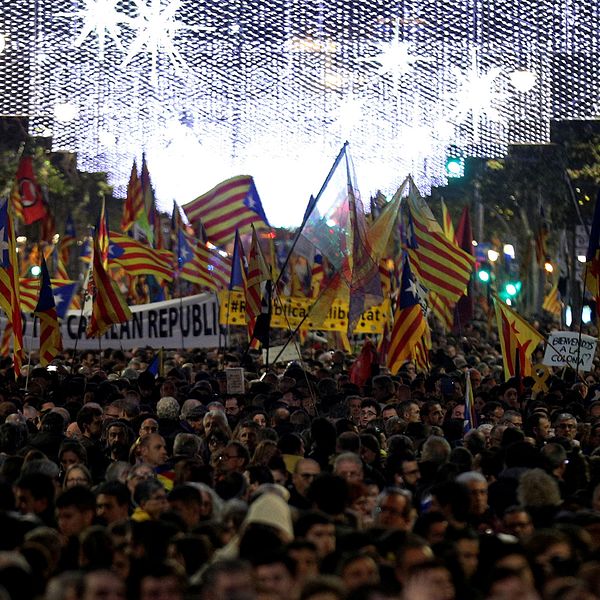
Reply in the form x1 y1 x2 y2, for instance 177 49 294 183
16 156 47 225
349 339 378 387
453 206 475 330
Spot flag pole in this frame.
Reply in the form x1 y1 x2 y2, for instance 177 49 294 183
274 142 349 291
24 315 35 391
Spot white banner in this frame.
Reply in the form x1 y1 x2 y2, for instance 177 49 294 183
542 331 597 372
12 293 221 351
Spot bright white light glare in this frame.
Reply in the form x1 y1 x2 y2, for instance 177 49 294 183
52 233 60 244
447 160 463 176
16 236 27 244
478 270 490 282
509 70 536 93
544 262 553 273
505 298 512 306
472 240 478 246
229 23 240 34
505 283 517 296
41 128 53 137
565 306 572 327
54 102 79 122
583 306 592 324
30 265 42 277
487 249 499 262
578 255 587 263
503 244 515 258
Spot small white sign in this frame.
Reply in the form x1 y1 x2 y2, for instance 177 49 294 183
264 344 303 365
225 368 246 394
542 331 597 372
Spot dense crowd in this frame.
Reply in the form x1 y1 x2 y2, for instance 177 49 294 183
1 319 600 600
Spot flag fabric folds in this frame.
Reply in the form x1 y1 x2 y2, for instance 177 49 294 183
387 255 427 374
464 370 477 432
585 190 600 297
59 213 77 265
349 339 379 387
15 156 47 225
87 237 133 338
121 161 145 233
440 198 457 244
493 295 545 381
406 182 475 304
34 257 62 366
109 232 174 282
534 206 550 268
20 278 78 317
229 229 246 291
245 227 271 325
542 281 562 317
0 198 23 375
182 176 270 248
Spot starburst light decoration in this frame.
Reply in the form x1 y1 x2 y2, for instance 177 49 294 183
0 0 597 225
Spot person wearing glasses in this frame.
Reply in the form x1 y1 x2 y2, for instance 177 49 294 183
553 413 578 443
213 441 250 480
373 487 415 531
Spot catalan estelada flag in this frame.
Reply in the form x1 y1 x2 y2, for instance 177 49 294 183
493 295 545 381
15 156 46 225
87 236 132 338
182 176 270 248
406 181 475 305
440 198 457 245
388 255 427 375
109 231 174 282
0 197 23 375
121 160 144 233
542 281 562 317
34 256 62 366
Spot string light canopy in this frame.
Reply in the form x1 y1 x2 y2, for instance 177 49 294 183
0 0 595 225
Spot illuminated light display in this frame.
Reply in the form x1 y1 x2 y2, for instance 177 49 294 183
0 0 595 224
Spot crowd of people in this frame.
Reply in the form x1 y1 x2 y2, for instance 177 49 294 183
1 318 600 600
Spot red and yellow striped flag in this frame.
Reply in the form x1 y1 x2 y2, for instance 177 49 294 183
245 226 271 325
182 176 270 248
440 198 457 244
542 281 562 317
87 237 132 338
121 161 144 233
34 257 62 366
406 183 475 304
493 295 544 381
388 256 427 375
0 198 23 376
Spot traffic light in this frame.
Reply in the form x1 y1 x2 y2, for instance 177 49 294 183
503 281 522 297
445 155 465 178
477 264 491 283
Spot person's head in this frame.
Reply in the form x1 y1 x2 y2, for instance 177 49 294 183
447 528 479 579
14 472 55 517
337 552 380 591
198 558 255 600
524 413 551 442
235 420 260 452
420 435 451 465
253 553 296 600
95 481 130 525
139 418 159 437
553 413 578 441
106 421 130 448
501 410 523 429
168 484 203 529
64 464 93 489
58 441 87 474
136 562 185 600
396 455 421 488
394 534 434 586
421 401 444 427
359 399 380 428
456 471 488 517
374 487 414 530
133 479 169 520
404 559 455 600
372 375 395 403
172 433 202 459
126 463 156 494
399 400 420 423
295 512 336 558
333 452 363 484
138 433 169 467
502 505 534 540
77 405 104 440
501 385 519 409
80 569 126 600
215 441 250 474
292 458 321 497
55 485 96 538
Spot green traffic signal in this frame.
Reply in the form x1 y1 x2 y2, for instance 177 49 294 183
445 156 465 178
